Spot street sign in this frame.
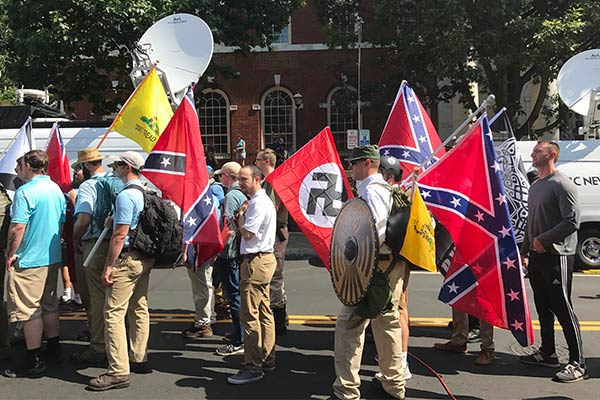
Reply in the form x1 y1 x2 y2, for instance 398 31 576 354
347 129 358 149
359 129 370 146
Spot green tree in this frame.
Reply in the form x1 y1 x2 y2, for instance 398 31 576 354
317 0 600 139
3 0 304 116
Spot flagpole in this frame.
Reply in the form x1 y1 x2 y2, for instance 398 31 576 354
417 94 495 172
96 63 159 150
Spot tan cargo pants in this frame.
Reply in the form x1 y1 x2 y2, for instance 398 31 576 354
83 240 110 354
104 250 154 376
240 252 277 371
333 260 407 400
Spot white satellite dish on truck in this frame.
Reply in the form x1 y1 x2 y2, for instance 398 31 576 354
131 13 214 101
557 49 600 139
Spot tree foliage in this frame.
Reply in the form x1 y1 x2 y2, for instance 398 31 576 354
1 0 304 116
317 0 600 138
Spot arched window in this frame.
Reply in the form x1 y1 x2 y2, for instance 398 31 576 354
261 88 296 152
328 86 358 155
198 90 230 156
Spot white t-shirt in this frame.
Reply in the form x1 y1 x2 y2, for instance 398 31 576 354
240 188 276 254
356 173 393 253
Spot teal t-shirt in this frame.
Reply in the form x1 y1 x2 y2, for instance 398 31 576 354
113 179 144 247
11 175 66 268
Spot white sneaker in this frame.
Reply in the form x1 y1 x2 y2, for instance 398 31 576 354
555 362 587 383
374 367 412 381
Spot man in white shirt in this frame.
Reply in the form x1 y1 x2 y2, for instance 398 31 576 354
227 165 277 385
332 145 406 400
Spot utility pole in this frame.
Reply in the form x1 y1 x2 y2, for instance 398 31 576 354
355 16 363 131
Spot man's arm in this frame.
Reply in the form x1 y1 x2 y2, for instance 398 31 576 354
5 223 25 270
102 223 129 286
236 201 256 241
73 213 91 252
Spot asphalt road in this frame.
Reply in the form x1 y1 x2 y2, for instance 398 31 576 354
1 259 599 399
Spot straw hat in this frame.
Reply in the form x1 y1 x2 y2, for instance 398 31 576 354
71 147 105 169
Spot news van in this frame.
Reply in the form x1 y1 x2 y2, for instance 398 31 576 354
517 140 600 270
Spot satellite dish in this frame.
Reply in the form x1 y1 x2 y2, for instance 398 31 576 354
138 13 214 97
557 49 600 116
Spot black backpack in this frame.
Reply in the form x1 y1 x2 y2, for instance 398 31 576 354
124 185 184 265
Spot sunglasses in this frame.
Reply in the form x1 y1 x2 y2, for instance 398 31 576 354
348 158 367 167
113 161 128 167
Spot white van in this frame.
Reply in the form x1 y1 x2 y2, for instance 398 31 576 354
517 140 600 270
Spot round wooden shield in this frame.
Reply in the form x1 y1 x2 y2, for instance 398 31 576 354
330 198 379 305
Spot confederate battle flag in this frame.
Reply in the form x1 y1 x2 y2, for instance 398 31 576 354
143 86 223 265
378 81 446 182
417 116 534 347
265 127 353 270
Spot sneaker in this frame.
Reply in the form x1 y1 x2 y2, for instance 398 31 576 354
262 361 276 372
71 348 107 365
4 355 46 378
87 374 130 391
474 350 494 366
59 299 84 313
216 343 244 356
555 362 588 383
433 341 467 353
182 324 213 339
520 349 559 368
227 368 264 384
43 346 65 364
375 367 412 381
130 361 153 374
467 329 481 343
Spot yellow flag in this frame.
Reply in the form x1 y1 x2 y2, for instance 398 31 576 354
112 67 173 152
399 186 437 272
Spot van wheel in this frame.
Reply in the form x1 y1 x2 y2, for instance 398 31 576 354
576 228 600 270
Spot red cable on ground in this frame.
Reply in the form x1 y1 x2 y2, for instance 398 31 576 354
408 351 457 400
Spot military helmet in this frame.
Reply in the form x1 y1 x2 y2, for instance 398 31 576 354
380 155 401 176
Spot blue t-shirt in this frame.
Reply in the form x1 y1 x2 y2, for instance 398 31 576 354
74 171 108 240
11 175 66 268
113 179 144 247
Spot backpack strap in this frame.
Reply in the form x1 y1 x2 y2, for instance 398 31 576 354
123 184 146 196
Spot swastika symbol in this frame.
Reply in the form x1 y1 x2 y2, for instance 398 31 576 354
307 172 343 217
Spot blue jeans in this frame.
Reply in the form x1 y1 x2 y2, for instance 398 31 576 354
215 256 243 345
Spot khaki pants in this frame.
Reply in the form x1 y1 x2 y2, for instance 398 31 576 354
269 226 288 308
240 253 276 370
104 250 154 376
333 260 407 400
451 308 494 351
186 262 215 326
7 264 59 322
84 240 110 354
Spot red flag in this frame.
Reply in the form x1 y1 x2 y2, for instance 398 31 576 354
417 116 534 346
45 123 72 192
142 87 223 265
265 127 353 270
378 81 445 181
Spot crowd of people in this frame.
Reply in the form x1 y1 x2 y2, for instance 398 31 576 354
0 138 588 398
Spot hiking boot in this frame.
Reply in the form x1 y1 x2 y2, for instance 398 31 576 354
467 328 481 343
130 361 153 374
370 378 399 399
433 341 467 353
4 354 46 378
554 362 587 383
474 350 494 366
215 343 244 356
87 374 130 391
227 368 264 384
520 349 559 368
182 324 213 339
71 348 107 365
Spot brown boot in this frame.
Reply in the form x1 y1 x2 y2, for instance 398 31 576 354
433 341 467 353
87 374 130 391
474 350 494 366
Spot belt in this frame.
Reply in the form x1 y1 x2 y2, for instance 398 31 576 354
244 252 272 259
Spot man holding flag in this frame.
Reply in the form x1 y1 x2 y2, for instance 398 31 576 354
332 145 406 400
